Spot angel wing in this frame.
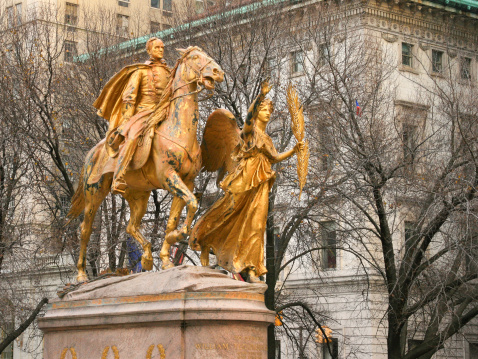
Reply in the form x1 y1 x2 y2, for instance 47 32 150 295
201 109 241 184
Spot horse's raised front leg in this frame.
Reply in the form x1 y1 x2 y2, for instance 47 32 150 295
77 177 111 282
122 189 153 270
160 173 197 269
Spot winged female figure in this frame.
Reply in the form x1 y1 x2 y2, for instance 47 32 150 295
190 80 304 283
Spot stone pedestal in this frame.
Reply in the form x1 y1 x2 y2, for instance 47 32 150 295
39 265 274 359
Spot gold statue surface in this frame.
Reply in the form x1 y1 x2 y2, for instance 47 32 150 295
68 41 224 282
190 81 305 283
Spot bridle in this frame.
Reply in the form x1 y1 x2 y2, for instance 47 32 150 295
170 53 214 102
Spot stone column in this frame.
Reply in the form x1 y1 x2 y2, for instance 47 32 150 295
39 266 274 359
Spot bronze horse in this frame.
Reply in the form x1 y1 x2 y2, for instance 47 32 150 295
68 47 224 282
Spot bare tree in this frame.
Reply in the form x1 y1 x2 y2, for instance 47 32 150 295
293 6 478 359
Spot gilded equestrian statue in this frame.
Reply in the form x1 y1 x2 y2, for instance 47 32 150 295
67 46 224 282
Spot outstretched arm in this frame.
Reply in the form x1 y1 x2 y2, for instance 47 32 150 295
271 141 305 164
243 80 272 135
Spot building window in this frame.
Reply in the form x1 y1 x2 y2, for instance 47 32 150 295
318 43 329 67
7 197 15 218
6 4 21 28
62 118 75 140
163 0 173 12
404 221 415 244
6 6 13 28
319 121 333 171
402 123 417 166
275 340 281 359
195 0 204 13
461 57 472 80
59 195 70 217
162 24 172 30
150 21 160 33
151 0 160 8
264 57 278 79
322 338 339 359
64 2 78 25
431 49 443 73
1 320 14 359
320 221 337 269
402 42 413 67
118 0 129 7
116 14 129 37
15 3 22 25
64 41 77 62
470 342 478 359
291 50 304 75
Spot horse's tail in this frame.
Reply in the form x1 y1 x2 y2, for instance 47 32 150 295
65 166 86 226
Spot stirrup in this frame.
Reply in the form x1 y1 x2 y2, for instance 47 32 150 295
111 179 127 194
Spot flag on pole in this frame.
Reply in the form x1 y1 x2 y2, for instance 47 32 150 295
356 100 362 116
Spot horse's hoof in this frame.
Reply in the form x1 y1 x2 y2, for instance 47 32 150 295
162 261 174 270
247 269 263 284
77 273 88 283
141 256 153 271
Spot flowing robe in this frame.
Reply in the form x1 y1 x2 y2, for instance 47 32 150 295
190 129 278 277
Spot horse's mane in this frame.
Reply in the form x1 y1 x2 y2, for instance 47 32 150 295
144 46 204 133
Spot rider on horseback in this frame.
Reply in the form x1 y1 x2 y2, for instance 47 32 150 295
93 37 171 194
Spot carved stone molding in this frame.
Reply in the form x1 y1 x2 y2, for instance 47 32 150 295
448 49 457 58
419 42 430 51
381 32 398 43
365 6 476 41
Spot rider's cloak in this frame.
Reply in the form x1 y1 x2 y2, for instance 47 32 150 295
93 64 150 132
93 60 169 132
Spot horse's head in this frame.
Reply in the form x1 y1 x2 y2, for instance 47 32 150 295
178 47 224 90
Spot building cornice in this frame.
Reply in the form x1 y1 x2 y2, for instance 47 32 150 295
363 1 478 50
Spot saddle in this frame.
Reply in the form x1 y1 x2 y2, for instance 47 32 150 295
87 130 153 185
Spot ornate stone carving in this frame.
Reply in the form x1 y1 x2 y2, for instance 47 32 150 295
419 42 430 51
381 32 398 43
60 348 77 359
448 49 457 58
146 345 166 359
102 346 120 359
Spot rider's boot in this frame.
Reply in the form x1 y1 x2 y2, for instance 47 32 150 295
111 140 135 195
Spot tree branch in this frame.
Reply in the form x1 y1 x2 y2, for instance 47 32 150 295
0 298 48 354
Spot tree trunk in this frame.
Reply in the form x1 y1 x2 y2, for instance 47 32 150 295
388 312 402 359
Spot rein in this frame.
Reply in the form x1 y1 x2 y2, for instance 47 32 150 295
169 58 213 102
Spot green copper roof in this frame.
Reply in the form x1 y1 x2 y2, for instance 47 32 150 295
421 0 478 13
76 0 281 62
76 0 477 62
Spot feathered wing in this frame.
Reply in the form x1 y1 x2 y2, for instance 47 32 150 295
201 109 241 184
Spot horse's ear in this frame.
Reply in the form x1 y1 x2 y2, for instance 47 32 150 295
176 48 186 55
